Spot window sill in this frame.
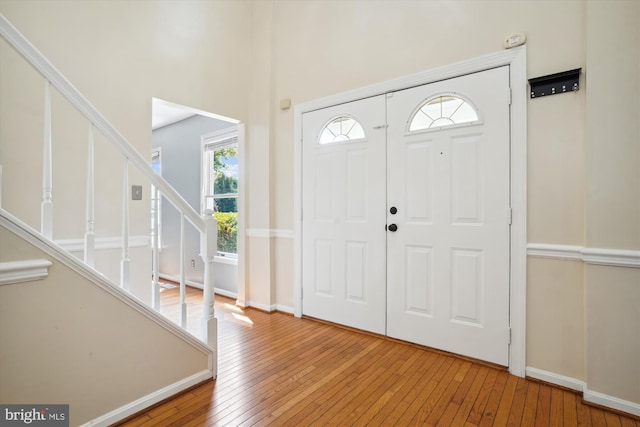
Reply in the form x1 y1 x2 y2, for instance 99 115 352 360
214 255 237 266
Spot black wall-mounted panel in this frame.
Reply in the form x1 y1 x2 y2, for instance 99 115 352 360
528 68 581 98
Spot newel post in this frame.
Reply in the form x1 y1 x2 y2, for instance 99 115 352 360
201 210 218 374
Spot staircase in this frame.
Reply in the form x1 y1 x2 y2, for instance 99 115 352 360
0 13 218 426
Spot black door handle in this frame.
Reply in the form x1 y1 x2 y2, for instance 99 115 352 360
388 224 398 232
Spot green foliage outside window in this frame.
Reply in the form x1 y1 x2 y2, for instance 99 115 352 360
211 146 238 254
214 211 237 254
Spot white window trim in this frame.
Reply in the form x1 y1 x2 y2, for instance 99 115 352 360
151 147 163 251
407 92 483 134
201 128 239 259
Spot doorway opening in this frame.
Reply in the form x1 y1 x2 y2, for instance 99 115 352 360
151 98 244 305
293 47 527 376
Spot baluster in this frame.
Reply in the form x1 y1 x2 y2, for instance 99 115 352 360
179 214 187 328
152 186 160 311
41 80 53 238
84 123 95 267
120 158 130 291
201 210 217 373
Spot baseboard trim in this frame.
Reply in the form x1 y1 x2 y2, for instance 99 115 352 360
158 273 238 300
243 300 294 314
525 366 585 392
81 369 213 426
527 243 640 268
526 366 640 417
584 389 640 417
0 259 52 285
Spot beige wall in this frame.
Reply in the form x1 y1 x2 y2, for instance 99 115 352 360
260 0 589 385
0 225 210 426
0 0 251 302
2 0 639 413
584 0 640 405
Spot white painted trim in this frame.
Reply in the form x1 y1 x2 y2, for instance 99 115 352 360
236 123 247 322
526 367 585 392
526 367 640 417
527 243 583 261
527 243 640 268
0 15 205 233
0 259 52 285
213 255 238 266
55 235 150 252
582 247 640 268
0 208 214 358
80 369 212 426
584 389 640 417
237 300 293 314
246 228 294 239
293 46 528 377
275 304 294 314
158 273 238 300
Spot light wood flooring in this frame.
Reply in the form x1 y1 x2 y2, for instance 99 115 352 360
119 286 640 426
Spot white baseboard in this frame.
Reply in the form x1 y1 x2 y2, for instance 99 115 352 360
584 389 640 417
158 273 238 300
526 366 640 417
81 369 213 426
525 366 585 391
243 300 294 314
275 304 294 314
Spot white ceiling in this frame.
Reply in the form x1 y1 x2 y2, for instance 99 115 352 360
152 98 196 130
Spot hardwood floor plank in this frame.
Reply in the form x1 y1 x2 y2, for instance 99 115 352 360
450 366 490 425
563 391 579 426
493 374 519 425
604 411 623 427
521 380 539 427
477 371 510 426
549 387 564 427
465 367 499 424
116 290 640 427
506 377 529 426
535 384 552 427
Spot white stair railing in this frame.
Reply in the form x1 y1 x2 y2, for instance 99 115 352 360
0 14 217 362
41 79 53 239
84 124 95 268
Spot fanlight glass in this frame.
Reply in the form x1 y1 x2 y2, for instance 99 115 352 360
318 116 366 144
409 95 479 132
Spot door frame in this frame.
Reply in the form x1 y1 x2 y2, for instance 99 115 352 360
292 47 527 377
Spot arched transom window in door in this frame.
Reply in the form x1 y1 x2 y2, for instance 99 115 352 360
409 94 480 132
318 115 366 144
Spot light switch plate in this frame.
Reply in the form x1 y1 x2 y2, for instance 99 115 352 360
132 185 142 200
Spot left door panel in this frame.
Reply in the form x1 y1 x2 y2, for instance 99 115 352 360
302 95 387 334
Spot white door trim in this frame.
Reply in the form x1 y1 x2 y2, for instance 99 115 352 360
293 46 527 377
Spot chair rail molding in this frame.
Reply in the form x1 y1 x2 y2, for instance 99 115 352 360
0 259 53 286
527 243 640 268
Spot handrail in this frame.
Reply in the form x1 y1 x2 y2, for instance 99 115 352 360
0 13 205 232
0 13 217 363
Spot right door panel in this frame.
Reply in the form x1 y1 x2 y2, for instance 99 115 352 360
386 66 511 365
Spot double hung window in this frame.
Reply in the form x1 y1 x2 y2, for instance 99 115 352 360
202 130 238 257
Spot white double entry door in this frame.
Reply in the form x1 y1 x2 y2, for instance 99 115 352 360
302 67 512 366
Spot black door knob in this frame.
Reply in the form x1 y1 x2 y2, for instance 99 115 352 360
390 207 397 215
388 224 398 232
